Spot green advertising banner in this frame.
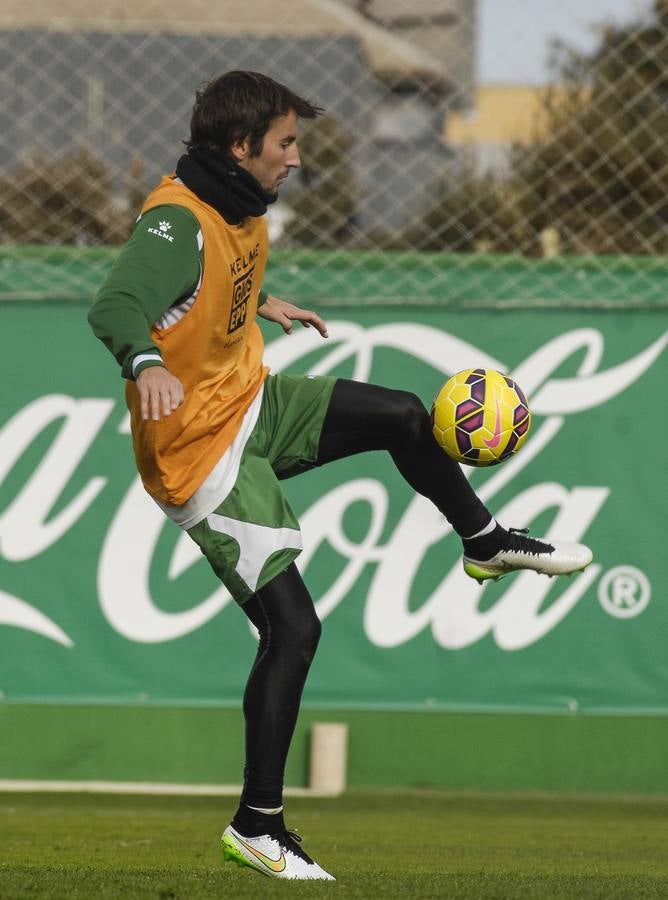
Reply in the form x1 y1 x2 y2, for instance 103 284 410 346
1 297 667 714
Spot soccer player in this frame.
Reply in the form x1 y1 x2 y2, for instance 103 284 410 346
88 70 592 881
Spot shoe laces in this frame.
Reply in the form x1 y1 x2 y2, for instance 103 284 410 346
275 829 314 864
506 527 554 556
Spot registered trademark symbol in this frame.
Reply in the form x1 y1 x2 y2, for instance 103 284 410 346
598 566 651 619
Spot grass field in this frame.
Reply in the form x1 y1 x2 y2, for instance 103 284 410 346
1 788 667 899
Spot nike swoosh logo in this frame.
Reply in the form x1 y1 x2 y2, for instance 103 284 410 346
237 836 287 873
483 398 502 448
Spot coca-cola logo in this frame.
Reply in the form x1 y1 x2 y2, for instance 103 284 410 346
0 324 665 651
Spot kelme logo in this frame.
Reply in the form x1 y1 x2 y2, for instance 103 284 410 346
147 220 174 242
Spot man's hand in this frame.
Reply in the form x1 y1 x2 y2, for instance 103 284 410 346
257 294 329 338
137 366 185 421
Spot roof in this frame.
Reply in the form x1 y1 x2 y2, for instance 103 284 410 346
1 0 449 87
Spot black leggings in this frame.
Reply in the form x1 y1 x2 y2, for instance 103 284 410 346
240 563 320 810
239 379 491 811
317 379 490 537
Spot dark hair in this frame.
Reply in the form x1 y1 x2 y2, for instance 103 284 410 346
186 70 323 156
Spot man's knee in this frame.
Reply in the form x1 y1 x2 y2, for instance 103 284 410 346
270 604 321 665
254 564 322 663
393 390 431 444
295 609 321 664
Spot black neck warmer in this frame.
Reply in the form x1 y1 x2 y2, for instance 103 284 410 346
175 147 277 225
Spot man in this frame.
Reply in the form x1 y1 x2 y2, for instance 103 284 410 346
89 70 592 881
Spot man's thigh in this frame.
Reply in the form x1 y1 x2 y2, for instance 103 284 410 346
187 442 303 605
256 373 336 477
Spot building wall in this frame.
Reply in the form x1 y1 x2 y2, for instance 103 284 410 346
1 31 373 180
445 83 587 174
1 29 452 237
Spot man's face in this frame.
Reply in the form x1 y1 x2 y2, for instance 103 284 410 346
232 110 300 195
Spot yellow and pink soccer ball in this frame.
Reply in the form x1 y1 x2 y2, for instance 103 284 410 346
431 368 531 467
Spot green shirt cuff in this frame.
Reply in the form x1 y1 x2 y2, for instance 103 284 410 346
124 350 165 380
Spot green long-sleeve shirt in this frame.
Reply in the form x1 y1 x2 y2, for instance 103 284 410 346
88 203 267 379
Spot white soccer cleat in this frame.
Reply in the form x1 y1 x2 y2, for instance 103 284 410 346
463 527 593 583
221 824 335 881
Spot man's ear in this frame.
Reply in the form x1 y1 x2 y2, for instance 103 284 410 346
230 137 251 162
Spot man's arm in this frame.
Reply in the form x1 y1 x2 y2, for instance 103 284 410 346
88 204 200 375
88 204 201 418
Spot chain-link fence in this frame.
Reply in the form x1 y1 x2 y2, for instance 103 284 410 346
1 0 667 305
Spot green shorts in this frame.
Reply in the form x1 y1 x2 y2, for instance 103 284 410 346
187 373 336 604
